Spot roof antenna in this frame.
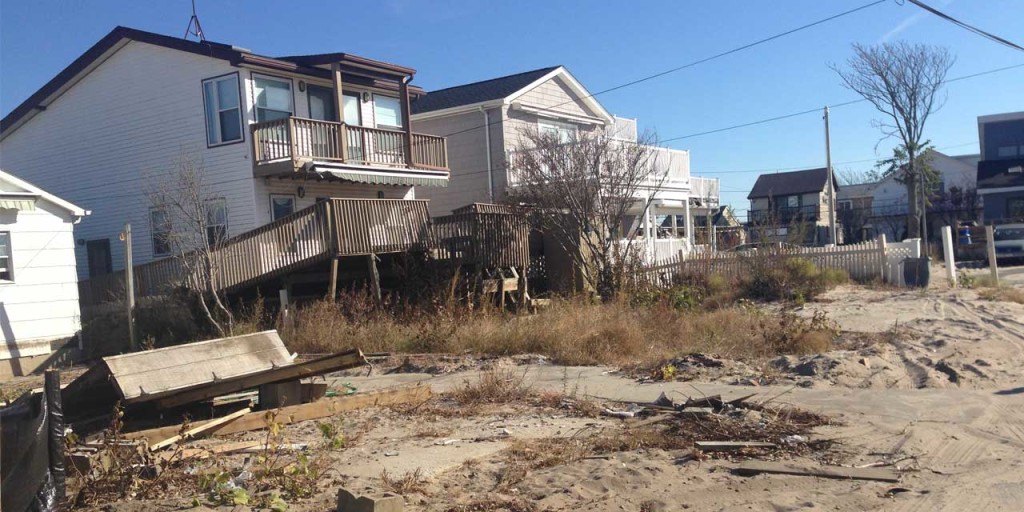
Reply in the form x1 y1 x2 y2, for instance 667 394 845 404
183 0 206 41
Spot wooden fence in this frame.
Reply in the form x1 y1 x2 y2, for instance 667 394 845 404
638 237 914 288
432 211 531 270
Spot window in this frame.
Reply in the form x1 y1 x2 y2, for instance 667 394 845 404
343 92 362 126
538 119 577 143
270 194 295 221
1008 197 1024 220
202 74 242 146
786 195 800 208
254 75 294 122
206 199 228 246
0 232 12 281
372 95 402 129
86 239 112 278
838 200 853 211
150 208 171 256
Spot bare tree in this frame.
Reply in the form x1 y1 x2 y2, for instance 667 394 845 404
833 42 954 239
835 166 880 186
147 154 235 336
505 128 666 298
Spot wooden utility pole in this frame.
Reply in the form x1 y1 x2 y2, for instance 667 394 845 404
824 107 837 245
122 223 136 351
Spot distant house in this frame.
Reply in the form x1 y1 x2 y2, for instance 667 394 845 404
836 182 876 243
411 66 720 262
0 170 89 379
747 167 839 245
865 148 980 241
976 111 1024 223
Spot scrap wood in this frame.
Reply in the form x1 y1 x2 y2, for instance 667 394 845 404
148 407 251 451
683 395 723 409
734 461 900 482
695 441 777 452
125 385 432 446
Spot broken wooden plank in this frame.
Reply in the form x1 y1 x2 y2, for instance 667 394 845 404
154 348 365 409
734 461 900 482
125 385 431 446
148 407 251 451
696 441 776 452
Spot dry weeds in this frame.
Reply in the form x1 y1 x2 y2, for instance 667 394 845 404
978 286 1024 304
380 468 430 495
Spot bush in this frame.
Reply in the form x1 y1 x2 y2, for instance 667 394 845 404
741 257 848 303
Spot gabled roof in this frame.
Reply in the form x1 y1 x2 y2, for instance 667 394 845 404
747 167 838 199
410 66 558 114
1 26 422 138
0 169 89 217
410 66 613 123
977 158 1024 190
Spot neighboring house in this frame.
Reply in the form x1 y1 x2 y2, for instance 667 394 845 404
836 182 875 243
747 167 839 245
0 26 449 282
410 66 719 261
975 111 1024 223
0 170 89 379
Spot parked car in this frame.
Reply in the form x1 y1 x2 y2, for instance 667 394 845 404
730 242 800 253
992 223 1024 261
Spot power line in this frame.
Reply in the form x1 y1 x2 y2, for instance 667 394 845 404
659 63 1024 143
907 0 1024 53
700 141 976 175
434 0 888 142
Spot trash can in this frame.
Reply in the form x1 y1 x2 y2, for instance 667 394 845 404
903 257 931 288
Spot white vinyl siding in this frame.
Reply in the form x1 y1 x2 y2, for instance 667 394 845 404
253 75 294 122
202 74 242 145
0 41 259 279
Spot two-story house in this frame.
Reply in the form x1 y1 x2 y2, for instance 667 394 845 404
0 26 449 284
747 167 839 245
976 111 1024 223
409 66 719 261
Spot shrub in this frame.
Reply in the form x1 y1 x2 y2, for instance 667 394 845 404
741 257 847 302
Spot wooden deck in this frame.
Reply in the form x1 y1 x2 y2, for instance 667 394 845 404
78 200 530 307
252 117 448 176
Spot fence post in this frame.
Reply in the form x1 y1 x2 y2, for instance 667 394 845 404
986 225 999 286
877 234 887 283
44 369 66 505
941 225 956 287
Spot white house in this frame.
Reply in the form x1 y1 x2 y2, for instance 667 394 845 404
0 170 89 380
0 27 450 283
410 66 719 262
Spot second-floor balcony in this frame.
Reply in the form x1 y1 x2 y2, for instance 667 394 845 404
251 117 448 177
749 204 819 224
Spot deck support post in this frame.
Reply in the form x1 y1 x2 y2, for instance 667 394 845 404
329 258 339 301
332 63 348 162
399 78 414 168
367 254 382 303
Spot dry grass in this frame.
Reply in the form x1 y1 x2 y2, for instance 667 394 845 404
978 286 1024 304
279 295 837 368
449 367 534 405
380 468 430 495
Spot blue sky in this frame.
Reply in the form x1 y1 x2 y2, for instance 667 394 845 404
2 0 1022 214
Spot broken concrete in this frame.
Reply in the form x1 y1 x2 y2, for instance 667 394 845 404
337 488 403 512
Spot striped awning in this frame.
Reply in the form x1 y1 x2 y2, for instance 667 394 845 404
0 197 36 210
318 168 449 188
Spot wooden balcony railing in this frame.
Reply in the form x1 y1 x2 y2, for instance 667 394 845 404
252 117 448 171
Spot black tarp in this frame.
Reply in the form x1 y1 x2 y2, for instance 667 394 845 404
1 377 63 512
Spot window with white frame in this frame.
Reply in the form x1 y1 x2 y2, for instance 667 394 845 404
838 200 853 211
270 194 295 221
253 75 294 122
202 74 242 145
150 208 172 256
538 119 577 143
372 95 402 129
0 232 12 281
206 199 228 246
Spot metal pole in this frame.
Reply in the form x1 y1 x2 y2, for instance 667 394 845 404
123 223 136 351
824 106 837 245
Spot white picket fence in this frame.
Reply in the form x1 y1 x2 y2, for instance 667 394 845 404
640 236 923 287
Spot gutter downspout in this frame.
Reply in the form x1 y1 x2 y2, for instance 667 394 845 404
481 106 494 202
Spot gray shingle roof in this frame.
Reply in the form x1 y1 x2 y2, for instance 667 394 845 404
411 66 560 115
747 168 838 199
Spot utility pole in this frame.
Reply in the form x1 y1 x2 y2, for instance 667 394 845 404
121 223 136 351
824 107 838 245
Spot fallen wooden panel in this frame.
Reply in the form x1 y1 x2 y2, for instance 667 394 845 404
125 385 432 446
696 441 776 452
149 407 251 451
155 349 365 409
734 461 900 482
104 330 293 404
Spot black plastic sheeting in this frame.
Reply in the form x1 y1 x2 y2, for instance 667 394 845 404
1 390 61 512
